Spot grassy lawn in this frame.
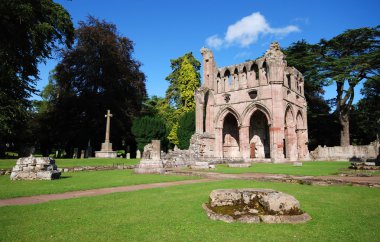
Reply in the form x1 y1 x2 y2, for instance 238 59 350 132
0 180 379 241
0 158 140 169
0 170 198 199
214 161 350 176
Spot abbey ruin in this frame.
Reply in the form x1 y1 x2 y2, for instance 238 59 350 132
193 42 309 163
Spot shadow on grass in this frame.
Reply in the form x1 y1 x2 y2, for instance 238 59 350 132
59 176 72 179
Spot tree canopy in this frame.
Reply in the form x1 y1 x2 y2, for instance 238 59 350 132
43 16 146 156
285 26 380 147
0 0 74 157
164 53 201 145
319 25 380 146
284 41 340 149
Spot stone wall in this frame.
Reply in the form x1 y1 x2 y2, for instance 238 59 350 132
310 141 379 161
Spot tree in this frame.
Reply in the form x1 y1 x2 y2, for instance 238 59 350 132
177 110 195 149
284 41 340 149
164 53 201 145
131 116 167 152
165 53 201 108
49 16 146 156
0 0 74 157
350 78 380 144
319 26 380 146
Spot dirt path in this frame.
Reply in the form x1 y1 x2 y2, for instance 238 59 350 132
168 170 380 187
0 179 217 207
1 171 379 207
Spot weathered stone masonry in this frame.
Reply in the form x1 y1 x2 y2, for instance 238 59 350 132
194 42 309 162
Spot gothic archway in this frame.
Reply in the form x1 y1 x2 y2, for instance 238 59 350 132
223 113 240 158
285 106 297 160
296 111 307 159
249 111 270 158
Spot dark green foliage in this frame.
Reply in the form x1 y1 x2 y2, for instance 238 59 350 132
177 110 195 149
319 25 380 145
0 0 74 157
131 116 167 152
350 78 380 144
285 26 380 147
44 16 146 156
284 41 340 149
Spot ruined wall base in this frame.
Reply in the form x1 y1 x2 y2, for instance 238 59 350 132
310 141 379 161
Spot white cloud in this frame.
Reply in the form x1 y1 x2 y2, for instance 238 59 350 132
205 12 300 49
206 35 223 50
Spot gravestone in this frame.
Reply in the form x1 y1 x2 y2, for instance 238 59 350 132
136 150 141 159
80 150 85 159
95 110 117 158
126 153 130 159
85 140 93 158
134 140 165 174
73 148 78 159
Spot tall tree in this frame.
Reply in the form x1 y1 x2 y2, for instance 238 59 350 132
0 0 74 156
164 53 201 145
49 16 146 156
284 41 340 149
319 26 380 146
350 78 380 144
165 53 201 108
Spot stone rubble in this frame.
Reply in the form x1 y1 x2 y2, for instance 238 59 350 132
10 156 61 180
204 188 311 224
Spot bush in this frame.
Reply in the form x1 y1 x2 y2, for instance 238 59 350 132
177 110 195 149
131 116 168 152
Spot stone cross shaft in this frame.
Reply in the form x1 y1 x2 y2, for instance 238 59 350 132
104 110 113 143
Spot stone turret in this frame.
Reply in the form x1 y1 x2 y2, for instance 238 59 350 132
200 47 216 89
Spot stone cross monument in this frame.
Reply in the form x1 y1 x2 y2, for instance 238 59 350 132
95 110 117 158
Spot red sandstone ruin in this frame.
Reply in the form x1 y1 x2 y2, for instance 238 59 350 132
194 42 309 163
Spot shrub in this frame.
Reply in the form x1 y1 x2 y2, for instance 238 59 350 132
177 110 195 149
131 116 168 152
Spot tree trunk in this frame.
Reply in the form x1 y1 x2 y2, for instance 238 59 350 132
339 113 350 146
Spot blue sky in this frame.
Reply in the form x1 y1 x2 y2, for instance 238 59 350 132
37 0 380 102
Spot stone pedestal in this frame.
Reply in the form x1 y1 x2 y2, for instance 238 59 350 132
134 140 165 174
95 142 117 158
134 159 165 174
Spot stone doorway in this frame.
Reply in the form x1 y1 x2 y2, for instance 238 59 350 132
223 113 240 158
285 107 297 160
250 143 255 158
249 111 270 158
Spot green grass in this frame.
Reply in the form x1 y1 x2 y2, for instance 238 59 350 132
0 158 140 169
214 161 350 176
0 180 379 241
56 158 140 167
0 170 198 199
0 159 16 169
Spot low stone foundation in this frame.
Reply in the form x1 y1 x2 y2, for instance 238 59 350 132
203 189 311 224
310 141 379 161
10 156 61 180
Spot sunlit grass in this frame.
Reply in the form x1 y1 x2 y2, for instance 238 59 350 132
0 180 379 241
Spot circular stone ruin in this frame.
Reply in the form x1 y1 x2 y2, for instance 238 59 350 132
203 189 311 224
